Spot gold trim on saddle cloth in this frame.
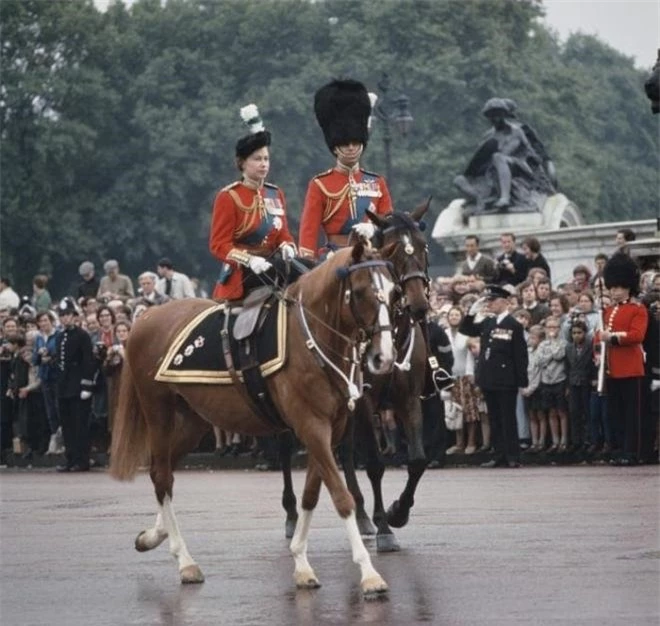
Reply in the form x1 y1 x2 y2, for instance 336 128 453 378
154 300 287 384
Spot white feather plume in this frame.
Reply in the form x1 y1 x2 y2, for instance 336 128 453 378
239 104 265 133
367 92 378 130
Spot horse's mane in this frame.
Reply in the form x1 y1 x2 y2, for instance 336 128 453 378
290 247 353 299
383 211 417 231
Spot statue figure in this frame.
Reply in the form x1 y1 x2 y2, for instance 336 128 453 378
454 97 556 216
644 49 659 114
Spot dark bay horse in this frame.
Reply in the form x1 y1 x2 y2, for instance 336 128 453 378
280 200 442 551
110 243 397 596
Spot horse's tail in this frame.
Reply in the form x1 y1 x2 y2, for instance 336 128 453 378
109 357 149 481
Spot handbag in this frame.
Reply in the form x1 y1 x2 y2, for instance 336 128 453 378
443 392 464 431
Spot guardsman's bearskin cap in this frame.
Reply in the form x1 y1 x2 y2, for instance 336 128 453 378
314 79 371 153
235 104 271 160
603 252 640 294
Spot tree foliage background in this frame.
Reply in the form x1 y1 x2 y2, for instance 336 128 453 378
1 0 657 296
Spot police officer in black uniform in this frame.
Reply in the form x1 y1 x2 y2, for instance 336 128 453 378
459 284 528 467
55 298 95 472
422 316 454 468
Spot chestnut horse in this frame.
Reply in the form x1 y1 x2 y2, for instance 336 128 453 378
110 243 397 596
280 200 442 551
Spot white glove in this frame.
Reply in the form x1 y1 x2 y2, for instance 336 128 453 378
651 379 660 392
469 296 487 316
280 244 296 262
352 222 376 240
248 256 272 274
80 390 92 401
440 389 452 401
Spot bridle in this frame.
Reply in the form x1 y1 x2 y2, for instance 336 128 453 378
338 259 394 342
295 257 395 409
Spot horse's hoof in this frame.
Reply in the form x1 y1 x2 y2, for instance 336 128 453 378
285 518 297 539
134 530 167 552
376 533 401 553
180 564 205 584
294 569 321 589
357 515 377 537
361 574 389 598
386 501 410 529
135 531 150 552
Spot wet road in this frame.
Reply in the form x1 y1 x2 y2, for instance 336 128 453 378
1 466 658 626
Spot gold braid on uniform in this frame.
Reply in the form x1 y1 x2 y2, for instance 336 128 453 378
228 187 266 240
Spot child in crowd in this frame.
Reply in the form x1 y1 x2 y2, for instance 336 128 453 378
466 337 490 452
513 308 532 448
519 279 549 325
521 325 545 451
565 320 593 453
589 345 612 455
537 316 569 452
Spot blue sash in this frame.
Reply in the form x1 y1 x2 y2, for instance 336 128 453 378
338 172 380 235
238 186 282 246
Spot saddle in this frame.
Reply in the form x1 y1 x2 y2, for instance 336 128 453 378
221 287 288 432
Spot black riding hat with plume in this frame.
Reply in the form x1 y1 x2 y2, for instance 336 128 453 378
235 104 271 160
314 79 372 153
603 252 640 295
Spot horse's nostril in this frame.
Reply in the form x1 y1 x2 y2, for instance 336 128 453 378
373 354 383 369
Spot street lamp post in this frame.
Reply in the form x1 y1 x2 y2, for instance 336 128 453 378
373 73 413 185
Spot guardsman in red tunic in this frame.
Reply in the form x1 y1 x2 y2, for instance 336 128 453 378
594 252 649 465
299 79 393 261
209 104 297 301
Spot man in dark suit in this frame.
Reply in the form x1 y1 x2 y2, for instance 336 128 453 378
496 232 528 286
460 284 528 467
55 298 95 472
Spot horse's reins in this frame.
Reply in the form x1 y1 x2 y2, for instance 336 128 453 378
295 258 395 410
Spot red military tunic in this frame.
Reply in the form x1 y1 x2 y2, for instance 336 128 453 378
209 180 294 300
298 166 392 259
594 300 649 378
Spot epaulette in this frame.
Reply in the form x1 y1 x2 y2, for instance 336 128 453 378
360 168 381 178
314 169 334 179
220 181 241 192
264 181 279 189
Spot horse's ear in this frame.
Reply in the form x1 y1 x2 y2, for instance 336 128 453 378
366 209 387 229
352 239 365 263
410 196 432 223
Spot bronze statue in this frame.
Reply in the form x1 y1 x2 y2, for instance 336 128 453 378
454 98 556 216
644 49 659 114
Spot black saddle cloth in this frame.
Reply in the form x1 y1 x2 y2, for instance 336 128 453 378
155 301 286 384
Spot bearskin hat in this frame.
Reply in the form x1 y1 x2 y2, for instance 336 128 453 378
603 252 640 294
314 79 371 153
235 104 271 160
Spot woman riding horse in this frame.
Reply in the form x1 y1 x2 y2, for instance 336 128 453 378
209 103 299 301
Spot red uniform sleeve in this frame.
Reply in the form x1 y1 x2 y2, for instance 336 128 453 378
618 305 649 345
376 177 393 215
299 179 324 258
209 190 239 268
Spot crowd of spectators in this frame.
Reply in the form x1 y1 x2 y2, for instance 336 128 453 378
0 257 214 467
0 226 658 469
425 228 659 467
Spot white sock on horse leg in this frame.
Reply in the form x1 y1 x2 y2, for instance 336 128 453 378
160 495 196 570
